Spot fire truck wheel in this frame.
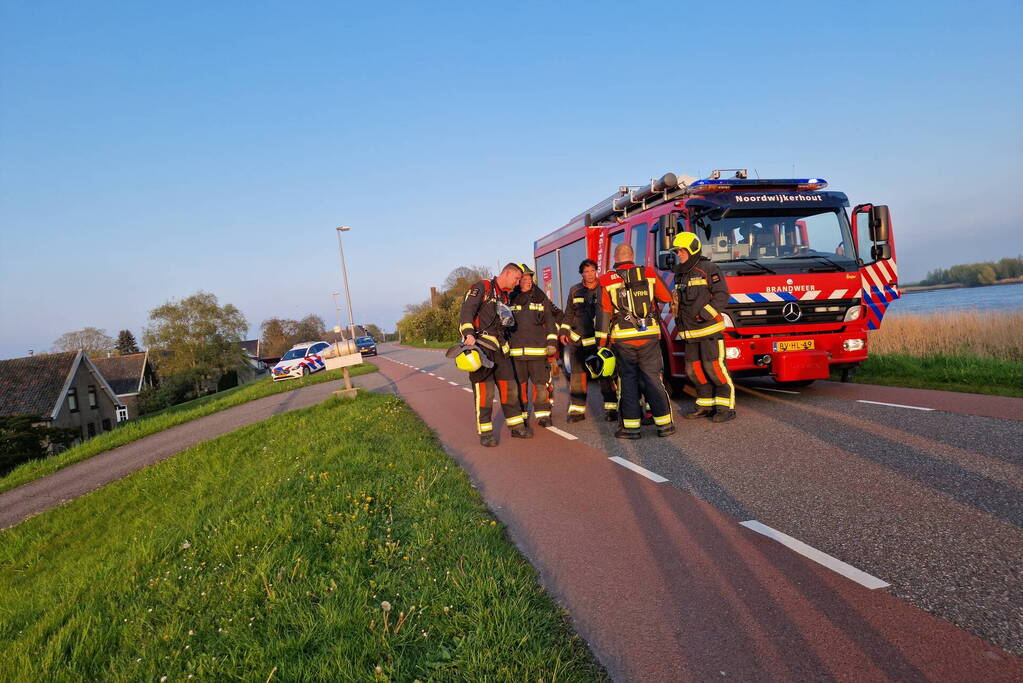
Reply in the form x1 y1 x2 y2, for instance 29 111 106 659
773 379 815 388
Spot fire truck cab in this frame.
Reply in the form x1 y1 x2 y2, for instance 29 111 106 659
533 170 899 386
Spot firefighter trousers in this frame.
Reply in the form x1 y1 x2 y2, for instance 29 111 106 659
514 357 553 422
469 352 522 434
612 340 673 432
568 345 617 416
684 339 735 409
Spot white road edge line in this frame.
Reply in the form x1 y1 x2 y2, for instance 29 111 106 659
758 387 800 395
739 520 890 590
608 456 668 483
857 399 934 412
546 426 577 440
448 381 459 386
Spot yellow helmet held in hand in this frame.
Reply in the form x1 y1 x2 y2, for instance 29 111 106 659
672 232 702 256
584 347 616 379
447 342 495 373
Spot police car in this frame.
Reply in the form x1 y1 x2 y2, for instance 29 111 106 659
271 341 329 381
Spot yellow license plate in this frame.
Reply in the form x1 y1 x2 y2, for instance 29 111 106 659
773 339 815 352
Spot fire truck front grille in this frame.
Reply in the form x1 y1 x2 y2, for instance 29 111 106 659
727 298 860 327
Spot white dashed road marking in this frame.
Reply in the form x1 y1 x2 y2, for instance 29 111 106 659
546 426 578 440
448 381 459 386
739 520 890 589
462 387 473 393
857 400 934 411
608 457 668 483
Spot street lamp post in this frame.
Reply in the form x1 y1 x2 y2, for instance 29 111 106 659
331 292 344 333
335 226 358 341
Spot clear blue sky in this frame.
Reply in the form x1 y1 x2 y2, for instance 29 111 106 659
2 0 1021 358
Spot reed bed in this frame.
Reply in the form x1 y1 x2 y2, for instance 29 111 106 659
870 311 1023 362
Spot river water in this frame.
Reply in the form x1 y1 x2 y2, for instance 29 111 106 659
888 282 1023 316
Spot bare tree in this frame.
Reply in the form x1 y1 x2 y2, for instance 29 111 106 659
53 327 115 357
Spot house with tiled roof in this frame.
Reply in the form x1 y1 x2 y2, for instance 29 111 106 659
0 351 125 445
92 351 157 420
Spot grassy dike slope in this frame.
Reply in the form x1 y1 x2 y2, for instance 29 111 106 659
0 365 377 495
0 393 604 682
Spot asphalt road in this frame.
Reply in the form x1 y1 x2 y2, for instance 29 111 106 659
372 342 1023 666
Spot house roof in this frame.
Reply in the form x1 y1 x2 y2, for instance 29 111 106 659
92 351 149 396
239 339 259 357
0 351 79 417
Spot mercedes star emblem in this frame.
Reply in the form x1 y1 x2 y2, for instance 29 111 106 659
782 302 802 322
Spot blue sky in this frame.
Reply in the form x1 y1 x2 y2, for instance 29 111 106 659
2 0 1021 358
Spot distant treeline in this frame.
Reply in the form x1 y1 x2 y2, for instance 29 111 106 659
918 256 1023 287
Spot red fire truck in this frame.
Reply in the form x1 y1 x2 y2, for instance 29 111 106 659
533 170 899 386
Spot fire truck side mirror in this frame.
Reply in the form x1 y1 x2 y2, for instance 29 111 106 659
871 243 892 261
869 205 891 243
660 213 679 253
657 250 677 271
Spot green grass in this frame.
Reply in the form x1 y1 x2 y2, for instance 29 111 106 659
0 365 377 495
0 393 604 682
402 340 457 350
833 353 1023 397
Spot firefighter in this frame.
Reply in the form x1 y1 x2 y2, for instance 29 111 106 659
596 243 675 439
508 265 560 428
458 263 532 446
558 258 618 422
671 232 736 422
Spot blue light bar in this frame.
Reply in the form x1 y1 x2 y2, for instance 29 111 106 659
689 177 828 192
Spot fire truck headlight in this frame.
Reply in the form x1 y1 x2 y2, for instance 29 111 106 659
721 313 734 328
843 338 865 352
725 346 740 360
843 306 862 322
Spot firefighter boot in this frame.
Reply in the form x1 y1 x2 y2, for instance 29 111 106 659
566 413 585 423
684 407 714 420
614 427 641 440
604 409 618 422
537 416 552 428
657 424 676 437
480 433 498 447
711 409 736 423
510 424 534 438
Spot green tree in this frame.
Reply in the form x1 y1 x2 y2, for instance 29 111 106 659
115 329 141 355
994 256 1023 280
52 327 115 357
260 318 295 357
0 415 79 475
293 314 327 343
143 291 248 396
364 324 385 340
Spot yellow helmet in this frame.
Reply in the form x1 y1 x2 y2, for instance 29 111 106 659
672 232 702 256
455 349 483 372
584 347 617 378
519 263 535 276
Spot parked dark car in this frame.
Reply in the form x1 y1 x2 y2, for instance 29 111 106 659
355 336 377 356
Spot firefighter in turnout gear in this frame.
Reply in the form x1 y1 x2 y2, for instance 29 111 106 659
671 232 736 422
597 243 675 439
508 265 560 428
558 258 618 422
459 263 532 446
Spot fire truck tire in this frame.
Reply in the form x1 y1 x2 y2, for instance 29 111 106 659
774 379 815 388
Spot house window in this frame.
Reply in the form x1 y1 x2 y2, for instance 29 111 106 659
88 385 98 409
87 422 96 437
102 418 112 432
68 388 79 413
116 406 128 422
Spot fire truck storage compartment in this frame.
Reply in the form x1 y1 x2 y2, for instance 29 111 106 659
772 350 830 382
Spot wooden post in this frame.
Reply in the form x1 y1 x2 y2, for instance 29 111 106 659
325 351 362 399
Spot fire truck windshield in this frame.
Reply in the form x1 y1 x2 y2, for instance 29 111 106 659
693 207 857 272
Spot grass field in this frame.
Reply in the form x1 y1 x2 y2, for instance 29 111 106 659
401 340 457 350
837 312 1023 396
0 365 377 495
838 353 1023 397
0 393 604 681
